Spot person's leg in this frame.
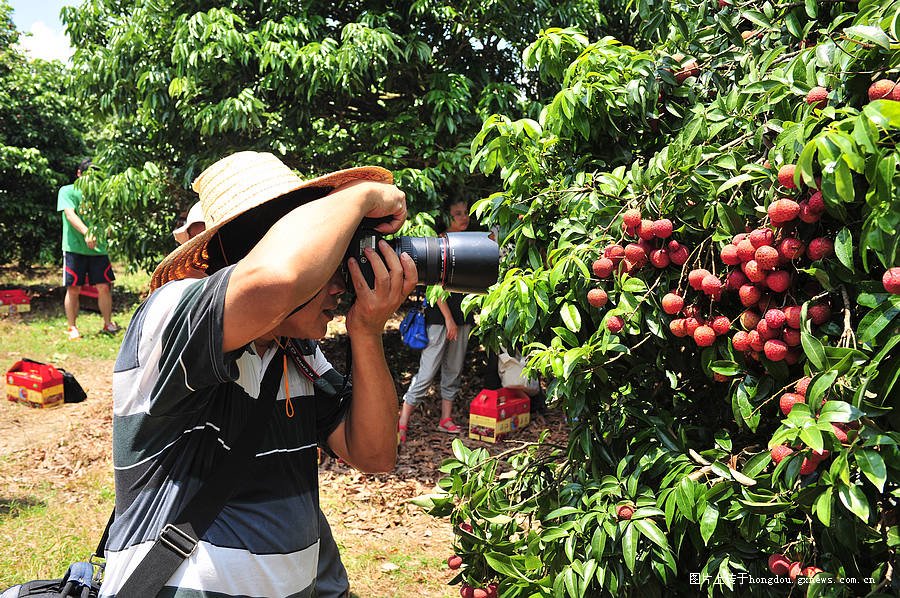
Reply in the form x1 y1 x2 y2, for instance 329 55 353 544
89 255 119 332
398 324 448 431
62 252 84 338
437 324 472 431
315 509 350 598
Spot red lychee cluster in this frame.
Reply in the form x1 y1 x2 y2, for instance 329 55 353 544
868 79 900 102
770 444 829 474
768 553 823 581
593 208 687 275
459 583 497 598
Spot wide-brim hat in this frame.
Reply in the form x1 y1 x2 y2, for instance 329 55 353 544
172 201 204 245
150 151 393 291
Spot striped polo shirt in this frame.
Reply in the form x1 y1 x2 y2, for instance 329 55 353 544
100 266 350 597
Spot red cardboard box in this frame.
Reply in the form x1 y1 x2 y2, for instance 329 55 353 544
6 360 64 408
0 289 30 315
468 387 530 443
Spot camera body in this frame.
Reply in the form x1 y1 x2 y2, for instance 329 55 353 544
345 224 499 294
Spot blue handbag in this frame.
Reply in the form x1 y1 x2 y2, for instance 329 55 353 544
399 297 428 350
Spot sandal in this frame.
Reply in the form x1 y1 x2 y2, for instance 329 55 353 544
398 424 408 444
437 418 461 434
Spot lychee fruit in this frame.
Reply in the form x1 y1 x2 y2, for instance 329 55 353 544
740 310 761 330
832 423 849 443
732 232 748 245
798 201 820 224
807 190 825 213
674 58 700 84
623 209 642 228
778 237 805 261
721 244 741 265
765 308 786 329
711 315 731 335
694 325 716 347
755 246 780 270
607 316 625 333
638 219 656 240
616 504 634 520
807 237 834 261
473 589 489 598
726 270 748 290
802 566 824 578
764 339 788 361
868 79 898 102
747 330 765 351
768 198 800 225
783 306 802 328
624 244 648 268
688 269 712 290
783 329 801 347
669 244 689 265
806 86 828 109
713 372 730 382
795 376 811 396
769 553 792 575
650 249 671 268
460 584 475 598
732 331 751 351
448 555 463 570
587 288 608 308
605 244 626 265
701 274 723 297
592 257 614 278
669 318 687 337
770 445 794 465
749 228 774 248
808 302 831 325
743 260 766 283
799 457 820 475
788 561 804 581
756 318 778 340
739 284 762 307
883 267 900 294
653 219 674 239
736 238 757 262
766 270 792 293
662 292 684 315
780 393 805 416
684 317 704 336
777 165 797 189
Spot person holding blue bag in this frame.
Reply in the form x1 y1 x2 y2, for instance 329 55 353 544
398 198 473 443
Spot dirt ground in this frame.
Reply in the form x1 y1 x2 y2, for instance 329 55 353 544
0 309 566 596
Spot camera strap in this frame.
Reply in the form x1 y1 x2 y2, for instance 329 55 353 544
283 338 340 398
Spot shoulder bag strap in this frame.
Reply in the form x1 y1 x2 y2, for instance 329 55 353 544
116 347 285 598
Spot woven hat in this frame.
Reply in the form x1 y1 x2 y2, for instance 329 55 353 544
150 151 393 291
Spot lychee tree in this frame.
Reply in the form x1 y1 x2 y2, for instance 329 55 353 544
418 0 900 596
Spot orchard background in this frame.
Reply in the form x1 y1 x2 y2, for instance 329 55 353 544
1 0 899 596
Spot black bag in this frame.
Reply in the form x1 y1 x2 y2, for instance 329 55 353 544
59 369 87 404
0 561 100 598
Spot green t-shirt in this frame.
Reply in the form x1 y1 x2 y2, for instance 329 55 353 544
57 183 107 255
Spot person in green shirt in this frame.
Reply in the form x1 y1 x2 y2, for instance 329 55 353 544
57 159 120 340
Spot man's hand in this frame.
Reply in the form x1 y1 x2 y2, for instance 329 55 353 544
329 180 407 234
345 240 418 337
446 320 459 341
84 232 97 250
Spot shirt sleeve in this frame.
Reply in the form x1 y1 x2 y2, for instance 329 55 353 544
57 185 78 211
133 266 241 415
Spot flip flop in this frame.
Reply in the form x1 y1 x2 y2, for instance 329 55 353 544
437 418 461 434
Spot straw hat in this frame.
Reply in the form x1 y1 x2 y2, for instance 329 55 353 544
150 151 393 291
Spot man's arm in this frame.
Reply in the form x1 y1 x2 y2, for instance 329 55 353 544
222 181 407 352
63 208 97 250
327 241 418 472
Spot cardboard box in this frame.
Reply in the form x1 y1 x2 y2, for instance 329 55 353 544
6 360 64 408
468 387 530 443
0 289 30 316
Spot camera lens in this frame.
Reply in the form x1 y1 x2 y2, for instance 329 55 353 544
396 232 498 294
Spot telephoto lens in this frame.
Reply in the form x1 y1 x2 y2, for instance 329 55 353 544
348 229 499 294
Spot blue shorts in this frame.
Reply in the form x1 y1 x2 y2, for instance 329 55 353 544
63 252 115 287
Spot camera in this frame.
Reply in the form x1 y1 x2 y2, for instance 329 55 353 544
346 222 499 294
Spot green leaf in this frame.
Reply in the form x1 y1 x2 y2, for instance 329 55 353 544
814 488 832 526
800 426 825 452
622 523 638 572
634 518 669 550
835 228 854 269
818 400 861 423
560 303 582 333
801 332 827 370
717 173 753 195
621 276 647 293
855 450 887 492
864 100 900 129
700 503 718 545
857 296 900 344
844 25 891 50
837 483 871 523
807 370 839 407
